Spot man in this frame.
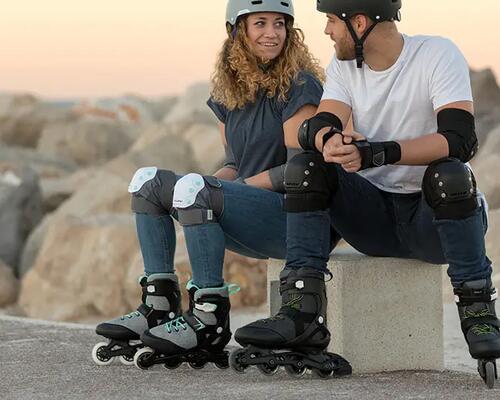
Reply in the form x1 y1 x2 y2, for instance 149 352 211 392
234 0 500 385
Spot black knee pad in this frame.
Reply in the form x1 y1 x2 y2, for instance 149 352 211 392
130 168 177 215
172 173 223 226
284 151 337 212
422 158 478 220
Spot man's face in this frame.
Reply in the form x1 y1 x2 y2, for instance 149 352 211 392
324 13 356 61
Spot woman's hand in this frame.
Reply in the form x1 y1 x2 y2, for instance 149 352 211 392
323 130 366 173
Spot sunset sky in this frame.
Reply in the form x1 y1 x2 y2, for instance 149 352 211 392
1 0 498 99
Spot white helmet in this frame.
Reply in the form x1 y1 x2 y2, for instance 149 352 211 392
226 0 295 27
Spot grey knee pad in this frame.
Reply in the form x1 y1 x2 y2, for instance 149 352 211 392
422 157 478 220
129 167 177 215
284 151 338 212
172 173 223 226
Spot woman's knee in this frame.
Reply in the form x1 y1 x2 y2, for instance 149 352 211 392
129 167 177 215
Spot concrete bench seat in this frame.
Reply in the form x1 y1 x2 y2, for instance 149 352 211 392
267 248 444 374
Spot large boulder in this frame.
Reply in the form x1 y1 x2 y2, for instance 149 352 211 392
470 69 500 145
38 119 140 167
18 214 139 321
474 153 500 210
0 146 77 179
0 259 19 306
163 82 218 131
0 162 43 272
485 209 500 288
183 123 224 174
0 93 73 148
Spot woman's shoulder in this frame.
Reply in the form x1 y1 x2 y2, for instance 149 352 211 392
286 70 324 99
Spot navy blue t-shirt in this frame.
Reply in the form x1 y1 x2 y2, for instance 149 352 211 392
207 71 323 179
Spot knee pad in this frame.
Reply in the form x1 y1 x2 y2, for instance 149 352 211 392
173 173 223 226
129 167 177 215
284 151 337 213
422 158 478 220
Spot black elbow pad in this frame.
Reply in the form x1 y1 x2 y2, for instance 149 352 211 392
437 108 478 162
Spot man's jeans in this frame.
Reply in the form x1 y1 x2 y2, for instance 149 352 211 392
286 165 492 288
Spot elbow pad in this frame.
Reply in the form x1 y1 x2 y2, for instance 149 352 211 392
298 112 343 152
437 108 478 163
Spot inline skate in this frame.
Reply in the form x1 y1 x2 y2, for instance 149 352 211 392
455 279 500 389
133 281 239 370
230 267 351 378
92 273 181 366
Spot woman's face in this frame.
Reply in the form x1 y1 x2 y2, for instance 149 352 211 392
245 12 287 61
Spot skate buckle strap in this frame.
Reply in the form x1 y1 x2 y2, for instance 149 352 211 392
228 283 241 295
454 288 498 304
195 302 217 313
137 303 154 318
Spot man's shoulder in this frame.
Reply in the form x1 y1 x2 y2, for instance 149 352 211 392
405 34 460 56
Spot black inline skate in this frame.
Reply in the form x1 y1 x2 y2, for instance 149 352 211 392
454 279 500 389
133 281 239 370
230 267 351 378
92 273 181 366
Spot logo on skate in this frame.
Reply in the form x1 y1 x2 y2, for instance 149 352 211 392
283 295 303 310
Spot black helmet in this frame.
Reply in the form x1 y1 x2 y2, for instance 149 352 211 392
317 0 402 68
317 0 401 23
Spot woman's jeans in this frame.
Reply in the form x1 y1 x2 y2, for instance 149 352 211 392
135 180 287 288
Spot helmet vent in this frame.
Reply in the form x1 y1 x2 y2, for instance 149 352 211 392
281 2 290 7
251 1 263 4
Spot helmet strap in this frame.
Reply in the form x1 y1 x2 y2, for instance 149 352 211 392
344 19 379 68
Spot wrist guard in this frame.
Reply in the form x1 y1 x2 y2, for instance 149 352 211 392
298 112 343 153
353 140 401 170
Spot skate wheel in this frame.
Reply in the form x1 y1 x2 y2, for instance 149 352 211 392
484 361 497 389
214 358 229 370
119 354 135 366
257 363 279 376
163 359 182 370
188 360 206 370
285 364 307 377
229 348 248 373
134 347 154 370
312 368 334 379
92 342 113 366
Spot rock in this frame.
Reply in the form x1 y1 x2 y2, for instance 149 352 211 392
0 259 19 306
184 123 224 174
148 96 178 121
129 123 177 152
474 153 500 210
470 69 500 145
0 93 73 148
478 125 500 158
163 82 218 131
18 214 139 321
485 209 500 288
0 145 77 179
19 214 54 278
0 162 43 271
38 119 140 167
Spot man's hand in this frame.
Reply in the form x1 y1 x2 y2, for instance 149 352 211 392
323 130 366 173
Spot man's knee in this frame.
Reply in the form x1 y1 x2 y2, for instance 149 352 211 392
129 167 177 215
284 151 338 213
422 157 478 220
173 173 223 226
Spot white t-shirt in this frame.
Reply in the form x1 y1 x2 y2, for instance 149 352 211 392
322 34 473 193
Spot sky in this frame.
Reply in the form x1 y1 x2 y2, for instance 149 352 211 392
0 0 498 99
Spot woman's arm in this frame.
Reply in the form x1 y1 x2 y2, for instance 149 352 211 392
213 123 239 181
244 104 318 190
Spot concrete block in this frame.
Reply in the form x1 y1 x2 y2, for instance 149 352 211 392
267 249 445 374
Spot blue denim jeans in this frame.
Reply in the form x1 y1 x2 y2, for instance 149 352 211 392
286 165 492 288
135 179 287 288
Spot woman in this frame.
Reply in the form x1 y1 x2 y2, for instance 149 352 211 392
92 0 324 368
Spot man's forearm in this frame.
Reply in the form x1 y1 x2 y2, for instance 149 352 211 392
398 133 449 165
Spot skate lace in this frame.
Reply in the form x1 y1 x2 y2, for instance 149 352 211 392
465 309 496 335
164 316 187 333
120 311 141 320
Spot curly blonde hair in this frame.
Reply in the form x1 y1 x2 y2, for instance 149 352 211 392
210 18 325 110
